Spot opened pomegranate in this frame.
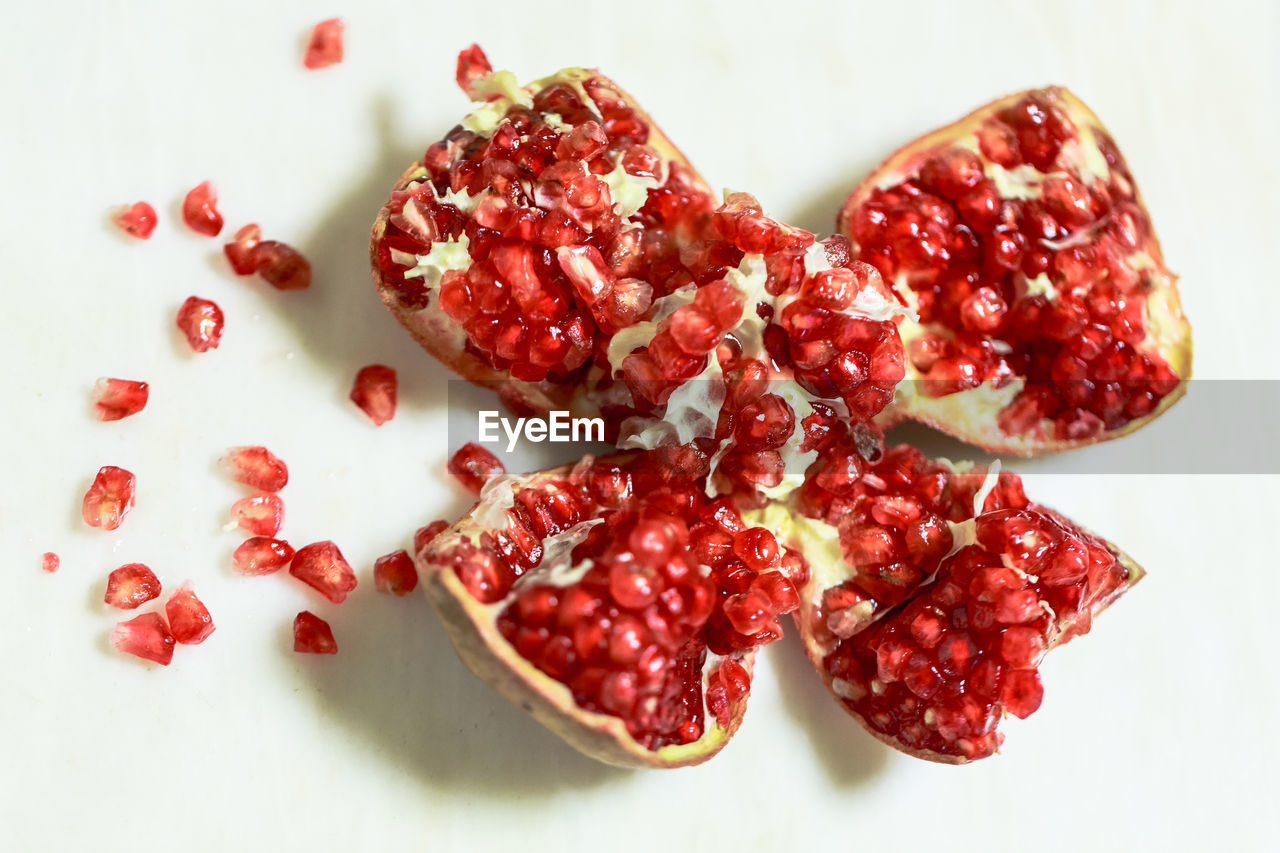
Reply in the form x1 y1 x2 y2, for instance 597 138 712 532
840 88 1191 453
417 450 808 767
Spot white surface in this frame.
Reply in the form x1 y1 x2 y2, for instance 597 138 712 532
2 1 1277 850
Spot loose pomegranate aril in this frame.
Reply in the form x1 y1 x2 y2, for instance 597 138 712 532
232 537 295 576
294 611 337 654
414 520 449 554
455 43 492 95
219 446 288 491
303 18 344 70
447 442 504 493
224 224 261 275
350 364 397 425
111 612 175 665
91 378 149 421
374 550 418 596
111 202 157 239
253 241 311 290
104 563 162 610
176 296 224 352
165 583 215 644
41 552 59 573
181 181 223 237
82 465 136 530
290 541 358 603
229 492 284 537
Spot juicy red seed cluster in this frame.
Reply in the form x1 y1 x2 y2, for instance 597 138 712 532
112 202 158 239
221 224 311 291
302 18 344 70
112 612 176 665
104 563 162 610
289 541 358 603
233 537 295 575
447 441 504 494
350 364 397 425
91 378 149 421
176 296 225 352
374 550 419 596
229 492 285 537
219 446 289 491
294 611 338 654
823 506 1130 761
849 92 1180 437
182 181 223 237
82 465 137 531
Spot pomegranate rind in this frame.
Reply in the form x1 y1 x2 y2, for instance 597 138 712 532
840 87 1192 455
416 463 750 769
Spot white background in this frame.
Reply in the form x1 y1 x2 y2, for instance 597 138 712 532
2 1 1276 850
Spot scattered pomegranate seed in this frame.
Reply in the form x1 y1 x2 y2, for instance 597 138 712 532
455 43 492 95
111 612 175 665
181 181 224 237
374 550 418 596
229 492 285 536
91 377 149 421
290 541 358 603
349 364 397 425
294 611 337 654
219 446 288 491
41 552 59 573
224 223 261 275
82 465 136 530
232 537 296 576
303 18 344 70
413 520 449 554
176 296 224 352
254 240 311 290
104 563 162 610
111 202 157 239
165 583 215 644
447 442 504 493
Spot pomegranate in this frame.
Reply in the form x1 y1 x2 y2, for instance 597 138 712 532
447 441 505 493
224 224 262 275
82 465 136 530
839 88 1191 454
91 378 149 421
350 364 397 425
290 541 358 603
112 612 175 665
294 611 338 654
232 537 295 576
166 583 215 644
374 550 418 596
111 202 157 239
41 552 59 573
303 18 344 70
181 181 223 237
229 492 285 537
219 446 288 492
417 450 807 767
176 296 225 353
104 563 162 610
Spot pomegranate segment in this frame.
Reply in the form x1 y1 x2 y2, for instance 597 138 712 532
840 87 1191 454
373 550 418 596
41 552 60 573
302 18 344 70
293 611 338 654
104 563 162 610
91 378 149 421
111 612 176 665
447 442 505 493
176 296 225 353
349 364 397 425
289 541 358 603
111 202 158 239
229 492 284 537
232 537 295 576
82 465 137 530
779 445 1143 762
219 446 289 492
181 181 224 237
165 583 215 644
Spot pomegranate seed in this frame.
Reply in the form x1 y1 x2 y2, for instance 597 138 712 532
111 202 157 239
229 492 284 537
448 442 505 493
374 550 418 596
302 18 344 70
91 378 149 421
82 465 136 530
181 181 223 237
290 541 358 603
41 552 59 573
294 611 337 654
111 612 175 665
104 563 162 610
455 44 492 94
254 240 311 290
414 520 449 554
1001 668 1044 718
224 223 261 275
232 537 295 576
176 296 224 352
350 364 397 425
165 583 215 644
219 446 288 491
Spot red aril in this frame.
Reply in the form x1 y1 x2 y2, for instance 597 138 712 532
254 240 311 290
290 541 358 603
112 612 175 665
303 18 344 70
350 364 397 425
229 492 284 537
374 550 418 596
82 465 136 530
176 296 224 352
181 181 223 237
294 611 338 654
414 520 449 555
104 563 162 610
165 583 215 644
91 378 149 421
447 442 504 493
232 537 295 576
219 446 288 491
111 202 157 239
224 224 261 275
41 552 59 573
